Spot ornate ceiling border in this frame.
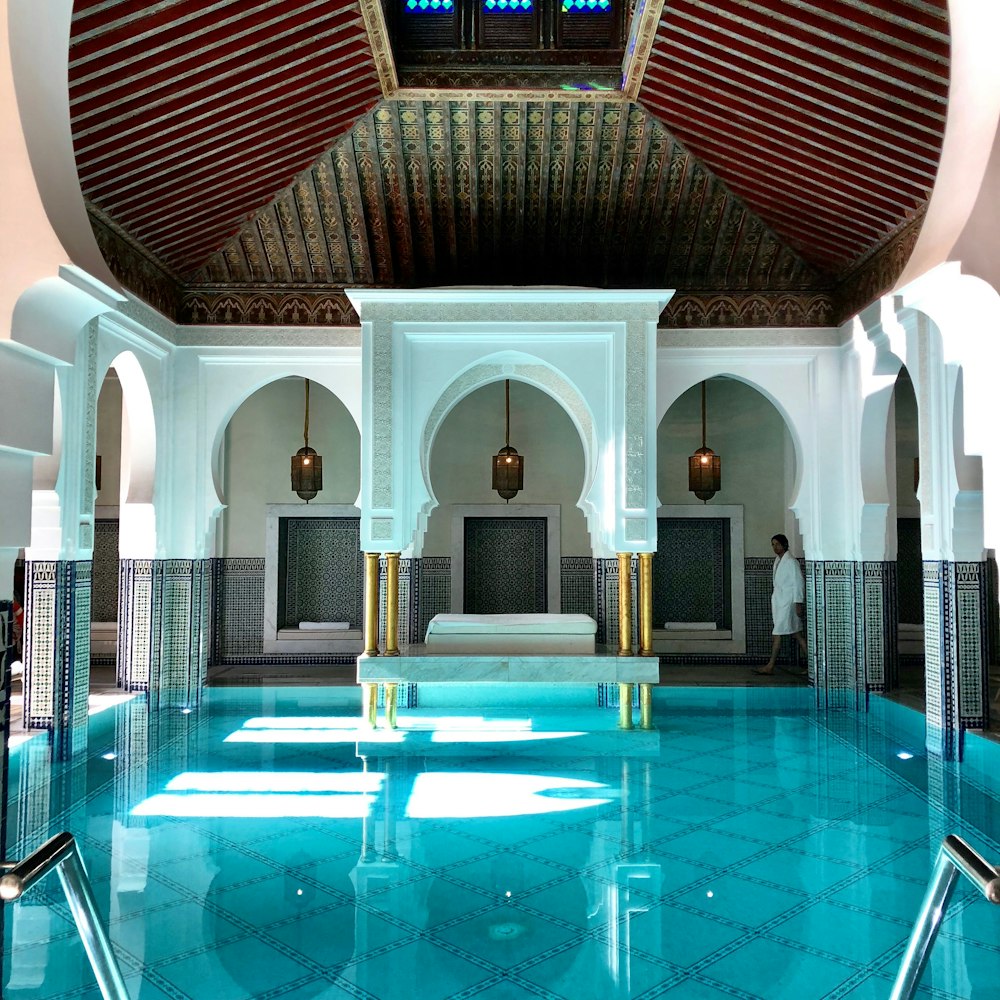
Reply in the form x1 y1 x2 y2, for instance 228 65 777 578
835 212 925 323
622 0 666 102
392 87 625 103
357 0 399 97
88 208 182 322
178 286 840 329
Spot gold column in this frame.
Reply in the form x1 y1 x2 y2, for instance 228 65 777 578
617 552 633 656
640 683 654 730
638 552 653 656
618 683 634 729
385 552 400 656
384 683 398 729
364 551 380 656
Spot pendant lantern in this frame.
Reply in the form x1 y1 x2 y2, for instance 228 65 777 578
290 378 323 502
688 380 721 503
492 379 524 502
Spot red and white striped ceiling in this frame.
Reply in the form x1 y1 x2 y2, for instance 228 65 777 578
635 0 950 274
67 0 951 298
69 0 383 275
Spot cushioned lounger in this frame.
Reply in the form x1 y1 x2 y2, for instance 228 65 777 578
424 613 597 654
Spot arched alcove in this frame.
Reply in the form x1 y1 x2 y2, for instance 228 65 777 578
654 376 797 660
215 377 363 663
423 379 590 619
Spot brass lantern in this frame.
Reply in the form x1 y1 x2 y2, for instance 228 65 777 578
291 378 323 502
492 379 524 502
688 380 721 503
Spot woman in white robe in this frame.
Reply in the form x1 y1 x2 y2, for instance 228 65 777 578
754 533 808 675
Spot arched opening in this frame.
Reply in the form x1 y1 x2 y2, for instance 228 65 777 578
654 376 800 670
213 377 362 670
422 379 589 625
893 367 924 700
90 350 158 696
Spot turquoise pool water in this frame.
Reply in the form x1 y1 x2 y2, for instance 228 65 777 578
3 688 999 999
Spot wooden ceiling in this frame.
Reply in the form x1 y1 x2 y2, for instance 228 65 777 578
68 0 951 327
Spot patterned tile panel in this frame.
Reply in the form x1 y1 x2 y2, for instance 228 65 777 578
463 517 547 614
91 519 120 622
283 518 364 628
652 517 728 628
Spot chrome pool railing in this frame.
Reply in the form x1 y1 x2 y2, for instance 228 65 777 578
890 834 1000 1000
1 831 130 1000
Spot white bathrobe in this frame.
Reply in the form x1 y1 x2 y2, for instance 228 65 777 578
771 551 805 635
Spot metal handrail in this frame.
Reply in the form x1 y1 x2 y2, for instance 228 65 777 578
1 831 130 1000
890 834 1000 1000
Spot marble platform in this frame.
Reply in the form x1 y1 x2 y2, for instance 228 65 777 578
356 648 658 685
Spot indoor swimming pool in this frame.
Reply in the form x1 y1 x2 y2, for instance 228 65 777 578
3 687 999 1000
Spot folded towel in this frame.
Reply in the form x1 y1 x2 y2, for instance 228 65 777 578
298 621 350 631
663 622 717 631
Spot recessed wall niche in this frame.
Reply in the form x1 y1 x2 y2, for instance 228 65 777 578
264 504 364 654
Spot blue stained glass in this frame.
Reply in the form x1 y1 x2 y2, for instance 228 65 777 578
404 0 453 11
484 0 533 9
562 0 610 9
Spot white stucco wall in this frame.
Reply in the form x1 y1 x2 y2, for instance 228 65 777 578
422 379 590 556
220 378 361 557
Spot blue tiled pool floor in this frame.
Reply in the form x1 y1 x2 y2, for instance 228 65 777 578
3 688 999 999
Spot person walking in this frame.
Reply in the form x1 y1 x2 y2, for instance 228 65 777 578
754 533 808 675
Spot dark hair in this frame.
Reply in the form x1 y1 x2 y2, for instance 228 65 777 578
771 534 790 551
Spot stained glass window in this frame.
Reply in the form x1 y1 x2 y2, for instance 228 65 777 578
562 0 610 10
404 0 453 11
484 0 533 9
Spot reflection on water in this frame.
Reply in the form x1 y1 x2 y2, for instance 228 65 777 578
3 689 1000 999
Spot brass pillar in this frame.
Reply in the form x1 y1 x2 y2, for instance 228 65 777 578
638 551 653 656
617 552 633 656
385 552 400 656
364 552 380 656
618 683 634 729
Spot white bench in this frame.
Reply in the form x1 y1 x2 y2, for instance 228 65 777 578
424 612 597 655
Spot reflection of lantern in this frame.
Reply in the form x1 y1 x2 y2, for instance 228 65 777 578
688 381 721 503
290 378 323 502
492 379 524 502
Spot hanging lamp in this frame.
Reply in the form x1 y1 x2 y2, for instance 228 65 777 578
492 379 524 502
688 380 721 503
290 378 323 502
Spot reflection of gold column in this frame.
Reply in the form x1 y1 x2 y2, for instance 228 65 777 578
385 552 400 656
362 683 378 728
385 683 398 729
364 552 380 656
638 552 653 656
640 683 654 730
618 683 634 729
617 552 633 655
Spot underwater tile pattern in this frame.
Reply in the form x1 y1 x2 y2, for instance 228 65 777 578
5 689 1000 1000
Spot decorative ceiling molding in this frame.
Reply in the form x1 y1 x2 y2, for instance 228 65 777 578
358 0 399 97
835 211 925 323
661 291 835 329
392 87 625 104
622 0 666 102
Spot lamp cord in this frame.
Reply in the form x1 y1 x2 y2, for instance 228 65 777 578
304 378 310 449
505 379 510 447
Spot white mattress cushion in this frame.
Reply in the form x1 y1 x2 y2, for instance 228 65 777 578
426 613 597 637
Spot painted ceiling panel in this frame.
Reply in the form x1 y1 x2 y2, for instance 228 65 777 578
69 0 384 275
193 100 823 292
635 0 949 273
